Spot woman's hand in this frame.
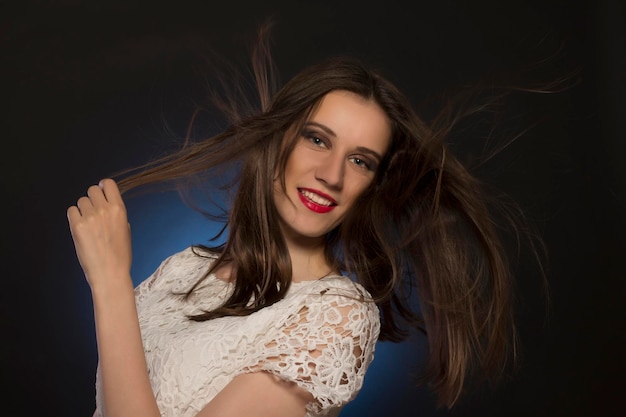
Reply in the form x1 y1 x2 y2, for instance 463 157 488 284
67 178 132 290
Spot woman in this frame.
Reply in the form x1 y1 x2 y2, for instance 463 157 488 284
67 23 536 417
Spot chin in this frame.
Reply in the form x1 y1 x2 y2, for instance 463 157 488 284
284 223 336 241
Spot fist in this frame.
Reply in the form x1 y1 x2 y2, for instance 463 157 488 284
67 178 132 288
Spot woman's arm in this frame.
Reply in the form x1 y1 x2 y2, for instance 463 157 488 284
196 372 312 417
68 179 160 417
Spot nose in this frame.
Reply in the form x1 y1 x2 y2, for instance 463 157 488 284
315 152 344 189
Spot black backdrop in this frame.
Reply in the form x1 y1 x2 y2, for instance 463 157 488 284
3 1 625 416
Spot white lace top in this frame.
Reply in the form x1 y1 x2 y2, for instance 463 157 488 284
93 246 381 417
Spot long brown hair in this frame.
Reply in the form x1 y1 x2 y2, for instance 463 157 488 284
115 22 547 408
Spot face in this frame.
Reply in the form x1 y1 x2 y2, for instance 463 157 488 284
273 90 392 245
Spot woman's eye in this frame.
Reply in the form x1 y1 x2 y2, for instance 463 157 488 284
308 135 327 148
350 156 372 170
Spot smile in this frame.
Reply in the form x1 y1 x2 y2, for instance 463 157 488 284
298 188 337 213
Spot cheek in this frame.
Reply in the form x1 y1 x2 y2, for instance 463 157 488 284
272 178 290 209
283 143 307 179
344 177 374 206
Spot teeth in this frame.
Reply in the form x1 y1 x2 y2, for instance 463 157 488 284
300 189 333 206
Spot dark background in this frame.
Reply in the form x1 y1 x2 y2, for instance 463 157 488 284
2 1 625 416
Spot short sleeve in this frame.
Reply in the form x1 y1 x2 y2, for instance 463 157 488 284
245 279 381 416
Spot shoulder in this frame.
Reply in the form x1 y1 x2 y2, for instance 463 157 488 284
291 275 376 304
287 275 381 332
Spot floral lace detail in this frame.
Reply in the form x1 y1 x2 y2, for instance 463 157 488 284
94 247 381 417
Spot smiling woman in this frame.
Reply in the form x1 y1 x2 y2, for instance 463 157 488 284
66 20 543 417
274 90 391 262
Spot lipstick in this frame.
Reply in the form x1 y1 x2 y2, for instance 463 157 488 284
298 188 337 214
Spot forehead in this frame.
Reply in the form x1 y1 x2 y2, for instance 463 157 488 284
310 90 392 154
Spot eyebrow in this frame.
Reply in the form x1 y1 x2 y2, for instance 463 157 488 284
304 121 384 162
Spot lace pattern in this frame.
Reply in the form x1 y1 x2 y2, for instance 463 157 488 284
94 247 381 417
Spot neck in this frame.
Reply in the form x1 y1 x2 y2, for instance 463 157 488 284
283 234 334 283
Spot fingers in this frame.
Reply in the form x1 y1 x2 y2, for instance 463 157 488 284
76 195 95 215
67 179 126 231
68 179 122 213
87 184 107 207
99 178 123 204
66 204 81 223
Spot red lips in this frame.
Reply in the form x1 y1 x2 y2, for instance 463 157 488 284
297 188 337 213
